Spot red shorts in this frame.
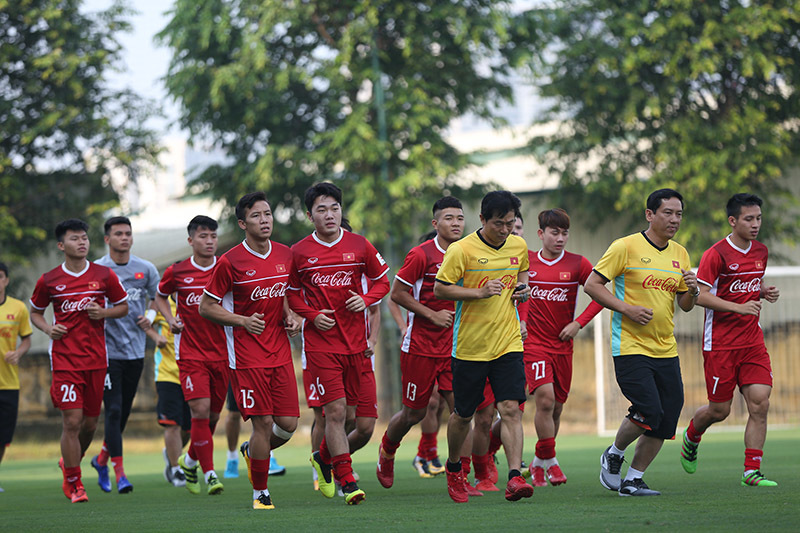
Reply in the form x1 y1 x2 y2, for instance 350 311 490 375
50 369 106 417
358 357 378 418
178 359 230 413
703 345 773 403
305 351 364 408
524 351 573 404
400 352 453 410
302 368 322 409
230 363 300 420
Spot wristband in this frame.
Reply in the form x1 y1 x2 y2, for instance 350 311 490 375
145 309 157 324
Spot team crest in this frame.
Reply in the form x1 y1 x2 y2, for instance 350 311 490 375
510 257 519 265
246 269 256 277
343 252 355 262
729 263 740 271
308 257 319 264
672 261 680 269
56 284 66 291
560 272 571 280
134 272 145 279
755 261 764 269
88 281 100 290
276 264 286 273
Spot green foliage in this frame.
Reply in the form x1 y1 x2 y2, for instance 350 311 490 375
0 0 161 265
516 0 800 258
157 0 515 255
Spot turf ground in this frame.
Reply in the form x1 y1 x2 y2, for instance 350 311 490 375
2 428 798 532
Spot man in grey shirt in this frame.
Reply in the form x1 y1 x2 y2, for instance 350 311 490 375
91 216 160 494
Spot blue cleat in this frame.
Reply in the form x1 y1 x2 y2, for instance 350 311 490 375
91 455 112 493
224 457 239 479
117 475 133 494
269 455 286 476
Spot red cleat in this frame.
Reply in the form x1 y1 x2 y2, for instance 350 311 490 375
547 464 567 485
487 455 499 484
446 469 469 503
475 478 500 492
70 481 89 503
529 465 547 487
505 475 534 501
464 478 483 497
58 458 70 499
376 446 395 489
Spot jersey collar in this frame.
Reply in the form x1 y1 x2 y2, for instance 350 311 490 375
61 261 90 278
312 228 344 248
434 235 447 254
725 234 752 254
190 255 217 271
243 239 272 259
537 249 564 266
476 229 506 251
640 231 669 252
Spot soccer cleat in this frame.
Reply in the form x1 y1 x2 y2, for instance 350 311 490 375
600 446 623 491
529 466 547 487
178 453 200 495
171 469 186 487
240 441 253 485
505 475 534 501
547 464 567 485
376 446 395 488
58 458 70 499
464 478 483 497
446 468 469 503
428 456 446 476
741 471 778 487
342 482 366 505
486 456 499 485
117 475 133 494
619 478 661 496
475 478 499 492
253 491 275 509
91 455 112 493
269 455 286 476
70 481 89 503
680 428 699 474
310 451 335 499
224 458 239 479
412 455 433 478
206 473 224 495
162 448 174 484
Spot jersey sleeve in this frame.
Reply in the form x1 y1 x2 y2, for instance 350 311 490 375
204 255 232 301
157 264 176 296
364 239 391 281
16 304 33 338
436 242 467 285
696 247 722 288
146 262 160 300
593 238 627 282
29 275 50 310
676 248 691 293
394 246 426 287
106 268 129 304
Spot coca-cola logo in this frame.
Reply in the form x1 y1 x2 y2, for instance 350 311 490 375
184 277 194 283
477 274 516 289
185 292 202 306
730 278 761 294
246 270 256 277
529 286 569 301
642 275 680 293
311 270 354 287
56 284 66 291
60 296 97 313
250 282 288 301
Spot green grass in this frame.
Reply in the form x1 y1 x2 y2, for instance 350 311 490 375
2 429 799 532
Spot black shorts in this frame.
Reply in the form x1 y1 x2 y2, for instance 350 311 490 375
452 352 526 418
614 355 683 440
0 390 19 446
226 383 239 412
156 381 191 432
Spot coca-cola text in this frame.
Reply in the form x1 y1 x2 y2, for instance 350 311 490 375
311 270 354 287
729 278 761 294
529 285 569 301
642 275 680 293
60 297 97 313
250 282 288 301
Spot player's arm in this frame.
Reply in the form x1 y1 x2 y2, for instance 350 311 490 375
560 300 604 341
86 300 128 320
365 304 381 357
584 271 653 326
155 292 183 333
143 325 168 348
696 284 762 316
386 296 407 336
675 268 699 312
4 335 31 365
434 280 503 301
199 292 266 335
282 298 301 337
760 284 780 303
30 308 68 340
391 277 453 328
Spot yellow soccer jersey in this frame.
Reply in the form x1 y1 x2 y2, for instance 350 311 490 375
153 301 179 384
0 296 33 390
436 231 529 361
593 231 690 358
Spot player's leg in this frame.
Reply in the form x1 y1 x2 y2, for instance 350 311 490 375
95 359 123 486
415 389 442 475
530 383 555 486
470 400 495 491
349 362 376 454
741 383 775 486
309 407 324 489
224 385 241 479
110 359 143 492
157 381 187 486
0 390 19 493
249 415 273 508
60 409 88 501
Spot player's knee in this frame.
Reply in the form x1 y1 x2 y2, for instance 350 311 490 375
497 400 521 421
535 395 556 413
404 406 427 425
708 403 731 422
272 422 295 442
748 396 769 417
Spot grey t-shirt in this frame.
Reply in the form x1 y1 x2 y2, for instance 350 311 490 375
96 254 160 360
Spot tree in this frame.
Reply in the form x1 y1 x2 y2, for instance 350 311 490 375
157 0 516 254
0 0 160 265
516 0 800 258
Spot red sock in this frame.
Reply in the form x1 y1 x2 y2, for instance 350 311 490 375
381 433 400 456
535 437 556 460
190 418 214 473
331 453 355 485
744 448 763 472
686 419 703 443
319 437 332 464
251 458 269 491
487 431 503 457
460 455 471 476
111 456 125 482
188 442 197 461
472 453 490 481
96 442 110 467
64 466 81 484
418 432 438 460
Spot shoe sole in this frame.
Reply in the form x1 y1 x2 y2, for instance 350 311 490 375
345 490 366 505
208 485 224 496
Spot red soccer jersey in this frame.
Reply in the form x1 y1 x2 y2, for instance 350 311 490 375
697 236 768 350
30 262 128 371
204 240 293 369
394 236 454 357
158 256 227 362
288 229 390 354
524 249 603 355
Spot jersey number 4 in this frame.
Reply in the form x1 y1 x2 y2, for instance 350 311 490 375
184 376 194 392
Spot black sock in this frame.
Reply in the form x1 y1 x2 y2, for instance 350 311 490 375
446 460 462 473
508 469 521 480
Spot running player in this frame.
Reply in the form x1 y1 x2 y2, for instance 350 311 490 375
200 192 301 509
376 196 464 489
680 193 780 487
288 182 390 505
0 261 33 493
92 216 160 494
585 189 698 496
29 219 129 503
155 215 228 496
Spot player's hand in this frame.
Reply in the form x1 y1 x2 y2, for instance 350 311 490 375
136 315 152 331
155 334 168 349
624 305 653 326
761 285 780 303
4 350 22 365
314 310 336 331
365 338 376 357
429 309 455 328
86 301 104 320
480 279 505 298
511 285 531 303
520 320 528 342
345 291 366 313
681 269 698 294
399 325 408 338
168 316 184 334
244 312 266 335
737 301 762 316
49 324 68 340
558 320 581 341
284 314 301 338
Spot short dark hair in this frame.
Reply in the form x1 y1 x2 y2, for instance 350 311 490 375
0 261 8 277
104 216 131 235
341 217 353 232
187 215 218 236
480 190 521 221
538 208 570 230
304 182 343 212
235 192 269 221
726 193 763 219
516 213 524 225
432 196 463 217
646 188 683 213
55 219 89 242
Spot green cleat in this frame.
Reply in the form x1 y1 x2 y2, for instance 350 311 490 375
741 471 777 487
680 428 699 474
178 453 200 495
310 451 335 499
206 472 224 495
342 482 365 505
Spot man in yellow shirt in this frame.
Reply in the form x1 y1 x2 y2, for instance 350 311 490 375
585 188 699 496
434 190 533 503
0 261 33 493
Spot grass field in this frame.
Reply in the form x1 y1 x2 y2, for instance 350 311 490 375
2 428 798 532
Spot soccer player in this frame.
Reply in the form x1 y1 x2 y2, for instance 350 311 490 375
288 182 390 505
680 193 780 487
155 215 228 496
585 188 698 496
29 219 129 503
92 216 160 494
434 190 534 503
0 261 32 493
200 192 301 509
376 196 464 489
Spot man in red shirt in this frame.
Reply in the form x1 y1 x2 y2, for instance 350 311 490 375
288 182 390 505
680 193 780 487
30 219 129 503
155 216 228 497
